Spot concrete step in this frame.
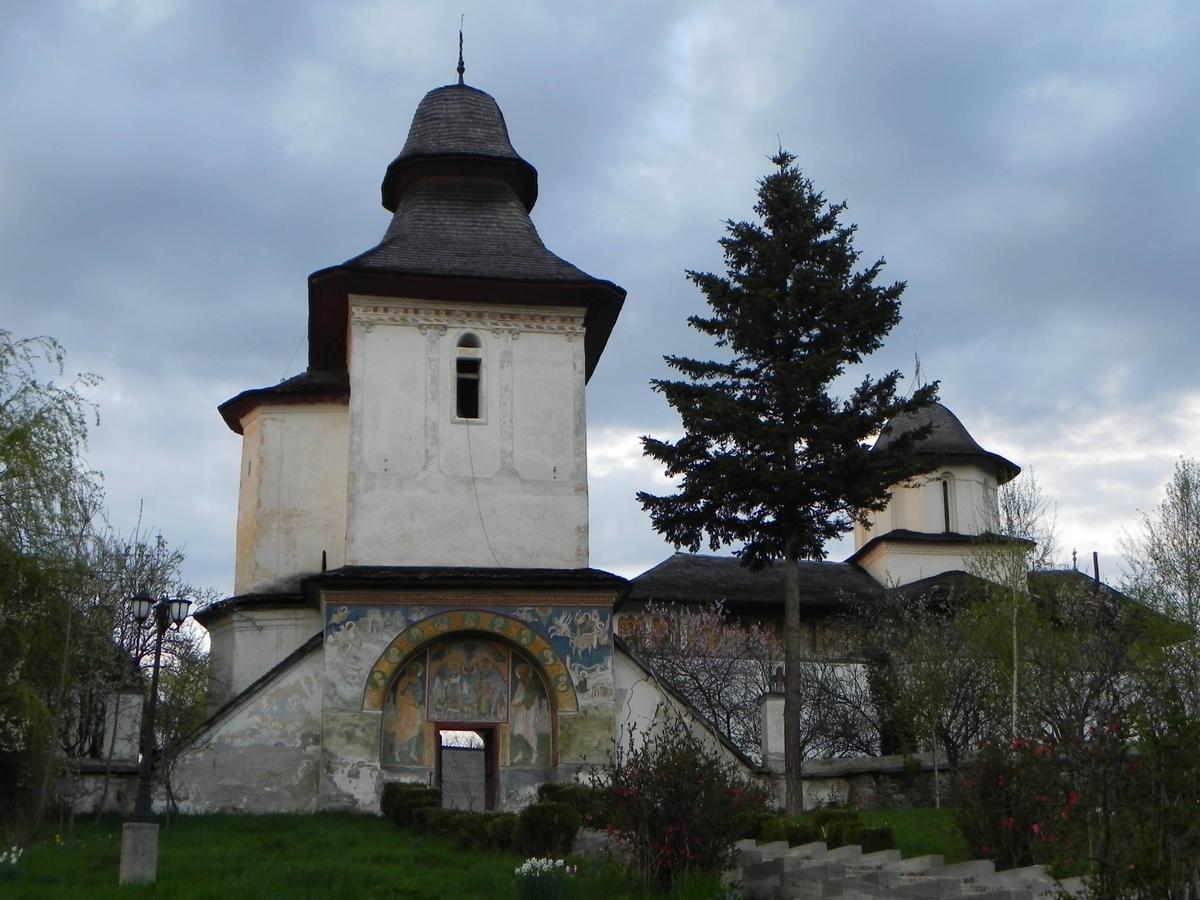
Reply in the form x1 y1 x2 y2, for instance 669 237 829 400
735 838 1081 900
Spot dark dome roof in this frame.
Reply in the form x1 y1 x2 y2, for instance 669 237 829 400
874 402 1020 484
344 177 593 282
380 84 538 212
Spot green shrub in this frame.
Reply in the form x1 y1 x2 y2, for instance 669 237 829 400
408 806 437 832
759 816 788 844
856 825 896 853
760 817 821 847
810 807 858 831
537 782 606 825
515 801 581 856
380 782 443 828
453 812 494 849
786 821 822 846
485 813 517 850
823 819 860 849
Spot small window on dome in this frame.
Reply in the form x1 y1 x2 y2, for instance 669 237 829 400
455 334 482 420
941 473 956 533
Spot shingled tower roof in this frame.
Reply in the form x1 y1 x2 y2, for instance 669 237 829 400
380 84 538 212
874 402 1020 484
219 78 626 434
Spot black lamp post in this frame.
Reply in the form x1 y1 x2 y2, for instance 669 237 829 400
119 592 190 885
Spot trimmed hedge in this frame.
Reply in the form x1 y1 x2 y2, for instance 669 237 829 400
516 800 582 856
380 782 578 855
381 782 442 828
536 782 605 825
757 809 896 853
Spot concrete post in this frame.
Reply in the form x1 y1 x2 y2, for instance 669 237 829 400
119 822 159 884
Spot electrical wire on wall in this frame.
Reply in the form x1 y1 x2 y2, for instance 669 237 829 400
465 418 503 566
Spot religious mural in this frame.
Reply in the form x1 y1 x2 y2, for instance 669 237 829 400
508 659 551 767
429 641 508 722
352 603 616 769
381 660 427 766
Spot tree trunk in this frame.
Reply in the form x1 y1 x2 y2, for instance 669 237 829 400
783 538 805 815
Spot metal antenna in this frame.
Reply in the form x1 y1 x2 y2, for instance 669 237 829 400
457 15 465 85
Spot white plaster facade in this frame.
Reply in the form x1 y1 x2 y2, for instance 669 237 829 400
612 646 752 774
233 403 349 594
852 462 1003 587
171 644 324 813
205 606 322 706
345 297 590 569
855 463 999 546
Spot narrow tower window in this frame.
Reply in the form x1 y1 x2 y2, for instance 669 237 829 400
941 475 954 533
455 334 482 420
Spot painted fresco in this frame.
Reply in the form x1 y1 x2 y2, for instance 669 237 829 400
360 608 590 714
508 659 551 767
428 640 509 722
381 660 427 765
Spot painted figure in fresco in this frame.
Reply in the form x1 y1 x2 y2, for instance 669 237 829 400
382 661 426 766
510 661 550 767
549 610 608 657
429 640 510 723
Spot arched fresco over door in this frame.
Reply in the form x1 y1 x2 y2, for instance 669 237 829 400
380 636 552 769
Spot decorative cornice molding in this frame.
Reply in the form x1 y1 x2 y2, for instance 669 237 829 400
350 297 585 336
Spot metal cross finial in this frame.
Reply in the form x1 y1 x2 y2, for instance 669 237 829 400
457 15 465 85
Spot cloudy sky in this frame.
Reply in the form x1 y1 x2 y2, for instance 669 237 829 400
3 0 1197 598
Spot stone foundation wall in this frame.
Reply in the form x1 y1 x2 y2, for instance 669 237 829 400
765 752 955 810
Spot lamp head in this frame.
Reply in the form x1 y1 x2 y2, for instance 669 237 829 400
130 593 155 624
168 597 191 627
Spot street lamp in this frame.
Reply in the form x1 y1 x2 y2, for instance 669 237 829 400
118 593 191 886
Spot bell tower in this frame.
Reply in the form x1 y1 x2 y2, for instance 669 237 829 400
850 402 1024 586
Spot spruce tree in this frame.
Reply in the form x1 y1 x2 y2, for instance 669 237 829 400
638 151 938 812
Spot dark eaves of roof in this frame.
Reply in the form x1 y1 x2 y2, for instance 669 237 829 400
193 591 311 627
845 529 1036 567
620 552 884 613
874 402 1020 485
217 369 349 435
302 565 628 603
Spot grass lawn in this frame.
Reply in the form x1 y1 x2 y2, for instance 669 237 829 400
1 813 725 899
782 807 970 864
857 807 971 863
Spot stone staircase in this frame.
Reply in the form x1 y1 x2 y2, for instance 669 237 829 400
732 838 1087 899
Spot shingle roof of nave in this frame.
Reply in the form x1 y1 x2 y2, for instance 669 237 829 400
623 552 885 612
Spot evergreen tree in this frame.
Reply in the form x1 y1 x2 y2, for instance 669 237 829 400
638 151 938 812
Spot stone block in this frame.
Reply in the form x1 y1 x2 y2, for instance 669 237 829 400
886 853 944 874
118 822 159 885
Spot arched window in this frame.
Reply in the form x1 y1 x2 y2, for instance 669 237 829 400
455 334 482 420
940 473 956 533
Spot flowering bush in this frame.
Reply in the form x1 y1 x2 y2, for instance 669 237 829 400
954 737 1088 874
513 857 575 900
601 711 772 889
0 844 24 882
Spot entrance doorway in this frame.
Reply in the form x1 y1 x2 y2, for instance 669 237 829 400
437 727 497 811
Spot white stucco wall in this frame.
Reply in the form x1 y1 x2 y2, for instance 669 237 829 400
613 646 754 776
344 297 589 569
855 463 999 548
234 403 349 595
206 606 323 705
170 644 324 813
854 539 980 587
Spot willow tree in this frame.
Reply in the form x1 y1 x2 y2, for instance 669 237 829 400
638 151 937 812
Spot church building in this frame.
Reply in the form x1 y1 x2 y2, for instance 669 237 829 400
169 71 748 814
163 69 1047 815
